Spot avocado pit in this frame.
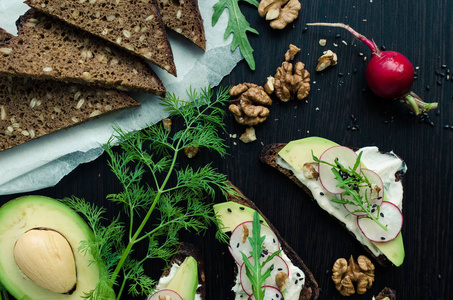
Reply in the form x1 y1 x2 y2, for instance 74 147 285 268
13 228 77 294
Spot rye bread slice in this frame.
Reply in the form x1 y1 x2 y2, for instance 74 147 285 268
157 243 206 299
0 10 165 95
25 0 177 76
0 74 139 152
157 0 206 51
225 183 319 300
259 143 405 267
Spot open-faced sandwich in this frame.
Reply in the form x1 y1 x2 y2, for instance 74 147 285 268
214 184 319 300
148 243 205 300
260 137 407 267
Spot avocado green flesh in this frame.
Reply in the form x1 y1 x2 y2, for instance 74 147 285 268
278 137 405 266
166 256 198 300
213 202 268 233
0 196 109 299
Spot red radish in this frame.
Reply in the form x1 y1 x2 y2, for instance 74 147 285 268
343 168 384 216
306 23 438 115
240 254 289 295
229 221 280 265
148 289 183 300
357 201 403 243
247 286 284 300
318 146 360 194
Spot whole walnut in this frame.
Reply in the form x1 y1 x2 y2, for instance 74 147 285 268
228 83 272 126
274 61 311 102
258 0 301 29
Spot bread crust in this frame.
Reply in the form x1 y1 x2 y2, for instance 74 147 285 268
226 183 319 300
260 143 406 267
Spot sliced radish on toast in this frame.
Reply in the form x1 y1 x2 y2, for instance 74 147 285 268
148 289 183 300
240 253 289 296
229 221 280 265
318 146 361 194
357 201 403 242
247 286 284 300
343 168 384 216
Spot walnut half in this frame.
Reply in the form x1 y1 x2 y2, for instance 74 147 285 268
332 255 375 296
228 83 272 126
258 0 301 29
274 61 311 102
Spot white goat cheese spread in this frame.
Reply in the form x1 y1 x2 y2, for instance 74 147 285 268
277 146 406 257
232 251 305 299
155 262 202 300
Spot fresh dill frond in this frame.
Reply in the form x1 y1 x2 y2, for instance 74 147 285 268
71 86 235 299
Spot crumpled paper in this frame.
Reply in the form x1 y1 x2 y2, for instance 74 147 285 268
0 0 242 195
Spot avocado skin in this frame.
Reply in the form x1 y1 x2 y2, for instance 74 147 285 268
0 196 112 299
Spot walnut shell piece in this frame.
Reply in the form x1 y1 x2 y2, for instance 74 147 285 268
228 83 272 126
274 61 311 102
331 255 375 296
258 0 301 29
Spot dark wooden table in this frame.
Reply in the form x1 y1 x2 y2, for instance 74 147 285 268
1 0 452 299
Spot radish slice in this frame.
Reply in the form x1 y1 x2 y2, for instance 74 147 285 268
240 253 289 296
318 146 361 194
148 289 183 300
357 201 403 243
343 169 384 216
229 221 280 265
247 286 284 300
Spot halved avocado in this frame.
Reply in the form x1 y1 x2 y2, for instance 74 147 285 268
0 196 111 299
213 202 268 233
166 257 198 300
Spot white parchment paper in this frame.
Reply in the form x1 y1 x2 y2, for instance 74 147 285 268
0 0 241 195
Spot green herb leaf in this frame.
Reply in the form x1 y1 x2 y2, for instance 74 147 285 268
241 211 281 300
66 87 236 299
212 0 259 70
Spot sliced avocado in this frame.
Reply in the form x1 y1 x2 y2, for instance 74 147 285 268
280 137 405 266
166 256 198 300
278 137 339 172
214 202 268 233
0 196 111 299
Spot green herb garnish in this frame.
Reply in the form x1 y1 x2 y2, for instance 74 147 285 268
64 87 234 299
312 152 388 231
212 0 259 70
241 211 281 300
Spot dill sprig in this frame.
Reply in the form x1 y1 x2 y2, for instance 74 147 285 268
312 152 388 231
64 87 235 299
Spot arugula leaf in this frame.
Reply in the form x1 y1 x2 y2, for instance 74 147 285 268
212 0 259 70
241 211 281 300
64 87 235 299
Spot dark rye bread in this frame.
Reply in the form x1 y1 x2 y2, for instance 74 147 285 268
158 243 206 299
157 0 206 51
25 0 177 76
226 183 319 300
0 74 139 152
259 143 405 267
0 10 165 95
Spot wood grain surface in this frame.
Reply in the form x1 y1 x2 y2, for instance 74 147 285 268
1 0 452 299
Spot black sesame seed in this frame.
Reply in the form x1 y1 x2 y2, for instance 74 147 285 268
353 68 358 74
335 33 341 38
437 80 442 85
270 265 274 271
377 197 382 200
414 71 418 76
380 212 385 217
338 72 344 77
447 69 450 74
297 272 301 277
319 287 323 293
441 64 447 68
227 208 232 212
278 268 283 271
426 85 431 91
273 238 276 243
381 45 386 50
302 26 308 33
325 269 330 275
440 72 445 77
381 237 386 240
451 125 453 130
438 273 442 279
320 192 325 196
295 280 299 284
237 243 240 248
444 125 450 129
371 208 376 213
239 206 245 210
373 203 378 207
430 121 435 127
436 110 441 116
259 220 264 224
276 293 280 298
